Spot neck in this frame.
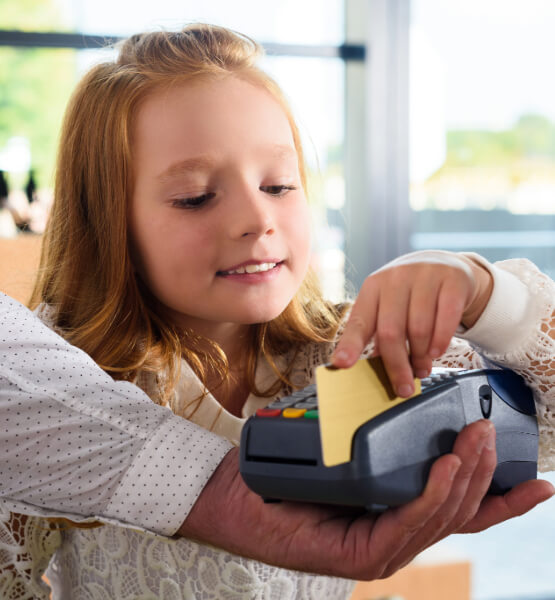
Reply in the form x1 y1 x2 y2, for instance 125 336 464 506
203 325 250 370
179 320 254 416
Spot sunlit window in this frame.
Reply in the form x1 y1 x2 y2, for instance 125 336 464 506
3 2 553 598
0 0 346 298
410 2 555 598
410 0 555 281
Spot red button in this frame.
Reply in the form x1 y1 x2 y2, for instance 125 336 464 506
256 408 282 417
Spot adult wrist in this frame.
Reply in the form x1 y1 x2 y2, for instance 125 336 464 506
177 447 242 543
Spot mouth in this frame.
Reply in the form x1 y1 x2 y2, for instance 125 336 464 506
217 261 283 276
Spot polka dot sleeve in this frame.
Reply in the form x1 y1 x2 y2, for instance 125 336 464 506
0 292 233 536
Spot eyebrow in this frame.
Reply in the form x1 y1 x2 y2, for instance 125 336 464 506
156 144 298 182
268 144 297 161
157 156 215 182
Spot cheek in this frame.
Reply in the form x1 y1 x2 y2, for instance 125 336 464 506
288 203 313 275
128 208 193 288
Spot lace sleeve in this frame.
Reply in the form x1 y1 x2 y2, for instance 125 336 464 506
436 259 555 472
0 510 61 599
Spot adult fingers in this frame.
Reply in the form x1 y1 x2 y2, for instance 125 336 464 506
438 420 497 533
380 420 495 572
458 479 555 534
420 423 497 550
357 453 461 579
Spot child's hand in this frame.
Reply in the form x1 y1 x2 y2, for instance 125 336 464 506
332 251 494 397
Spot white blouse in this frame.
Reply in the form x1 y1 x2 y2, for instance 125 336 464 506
0 257 554 599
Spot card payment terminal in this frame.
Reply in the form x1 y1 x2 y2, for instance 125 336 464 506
239 368 538 509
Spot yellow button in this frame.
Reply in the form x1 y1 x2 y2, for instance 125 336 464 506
282 408 307 418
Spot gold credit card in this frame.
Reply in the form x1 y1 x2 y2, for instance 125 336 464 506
315 357 421 467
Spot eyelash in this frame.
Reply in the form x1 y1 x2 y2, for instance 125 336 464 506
171 185 297 209
262 185 297 196
171 193 215 209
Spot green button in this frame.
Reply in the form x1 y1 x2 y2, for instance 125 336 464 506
303 410 319 419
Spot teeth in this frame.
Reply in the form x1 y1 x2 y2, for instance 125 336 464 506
226 262 277 275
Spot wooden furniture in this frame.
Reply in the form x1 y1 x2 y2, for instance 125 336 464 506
350 561 471 600
0 234 42 304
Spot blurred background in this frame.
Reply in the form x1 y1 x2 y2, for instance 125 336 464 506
1 1 555 598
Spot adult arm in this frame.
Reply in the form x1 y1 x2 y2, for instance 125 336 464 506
179 422 553 580
181 254 554 579
0 292 232 536
1 292 553 581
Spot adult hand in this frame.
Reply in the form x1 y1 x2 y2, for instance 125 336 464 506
332 251 494 398
178 420 554 580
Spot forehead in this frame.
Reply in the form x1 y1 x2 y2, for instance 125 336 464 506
133 76 297 163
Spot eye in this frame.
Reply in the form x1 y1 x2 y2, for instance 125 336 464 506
260 185 297 197
171 192 215 209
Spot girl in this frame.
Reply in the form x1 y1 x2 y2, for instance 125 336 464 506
3 23 554 600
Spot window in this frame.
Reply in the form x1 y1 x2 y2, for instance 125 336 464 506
3 3 553 597
410 0 555 281
410 1 555 597
0 0 350 299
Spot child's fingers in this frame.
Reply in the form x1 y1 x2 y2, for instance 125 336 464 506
374 287 415 397
410 355 433 381
407 280 440 377
428 277 469 358
332 279 379 367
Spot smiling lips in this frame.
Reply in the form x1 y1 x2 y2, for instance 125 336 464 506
218 261 281 276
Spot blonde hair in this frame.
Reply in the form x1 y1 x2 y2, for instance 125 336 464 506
31 23 345 409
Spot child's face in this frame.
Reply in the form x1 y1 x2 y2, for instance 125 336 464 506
129 75 312 340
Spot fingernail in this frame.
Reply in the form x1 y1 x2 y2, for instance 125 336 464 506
484 427 496 451
398 383 414 397
415 369 429 379
449 461 461 481
332 349 350 363
429 348 441 359
478 423 495 453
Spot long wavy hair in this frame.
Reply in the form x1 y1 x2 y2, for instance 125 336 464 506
30 23 346 411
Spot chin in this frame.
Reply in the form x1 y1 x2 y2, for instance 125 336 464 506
239 305 289 325
241 313 282 326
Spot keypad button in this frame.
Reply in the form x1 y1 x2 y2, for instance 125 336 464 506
303 410 319 419
282 408 307 418
292 400 318 409
266 400 294 410
256 408 282 417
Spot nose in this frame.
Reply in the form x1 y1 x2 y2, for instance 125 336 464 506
228 186 275 240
